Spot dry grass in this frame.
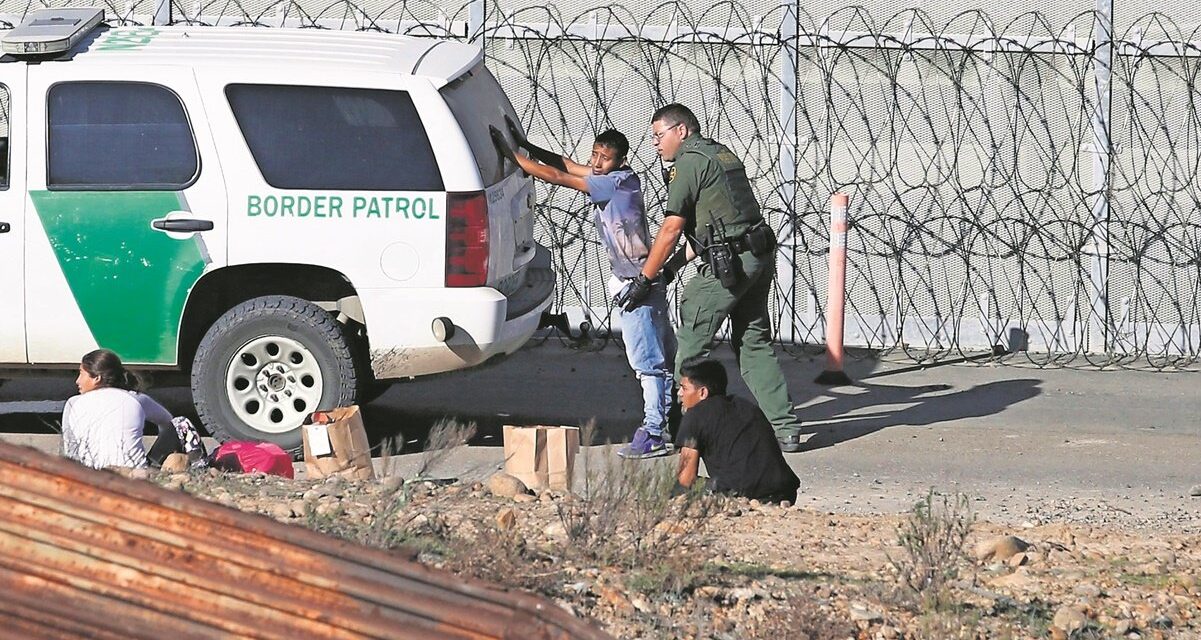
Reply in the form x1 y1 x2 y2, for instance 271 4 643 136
888 489 976 611
552 423 722 593
415 419 476 479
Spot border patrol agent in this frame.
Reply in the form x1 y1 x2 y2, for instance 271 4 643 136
619 103 803 452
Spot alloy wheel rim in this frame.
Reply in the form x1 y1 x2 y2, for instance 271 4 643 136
226 336 323 434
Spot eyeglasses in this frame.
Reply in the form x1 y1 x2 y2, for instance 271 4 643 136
651 122 682 142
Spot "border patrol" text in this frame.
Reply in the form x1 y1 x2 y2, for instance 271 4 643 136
247 195 440 219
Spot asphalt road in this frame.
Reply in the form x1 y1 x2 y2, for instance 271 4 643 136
3 337 1199 530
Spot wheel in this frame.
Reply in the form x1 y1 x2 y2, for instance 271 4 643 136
191 295 359 452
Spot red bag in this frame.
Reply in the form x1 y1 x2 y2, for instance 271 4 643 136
212 441 294 479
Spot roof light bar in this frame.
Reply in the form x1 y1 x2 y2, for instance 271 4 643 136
2 8 105 56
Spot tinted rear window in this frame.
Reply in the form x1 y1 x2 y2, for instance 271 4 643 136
440 64 520 186
226 84 443 191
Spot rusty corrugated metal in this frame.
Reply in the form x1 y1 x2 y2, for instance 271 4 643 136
0 442 613 640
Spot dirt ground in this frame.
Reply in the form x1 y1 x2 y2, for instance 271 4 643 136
159 457 1200 640
6 342 1201 637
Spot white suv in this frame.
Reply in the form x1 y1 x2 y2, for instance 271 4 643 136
0 9 554 450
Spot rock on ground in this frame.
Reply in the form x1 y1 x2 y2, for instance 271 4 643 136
487 472 529 499
975 535 1030 562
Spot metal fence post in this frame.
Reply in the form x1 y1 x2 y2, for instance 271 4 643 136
468 0 485 44
1088 0 1113 353
152 0 171 25
775 2 799 344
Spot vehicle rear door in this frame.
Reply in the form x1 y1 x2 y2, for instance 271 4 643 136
439 63 539 298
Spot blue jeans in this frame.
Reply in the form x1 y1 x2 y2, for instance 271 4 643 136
620 282 677 437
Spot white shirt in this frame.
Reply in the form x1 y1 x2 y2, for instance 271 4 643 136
61 388 173 469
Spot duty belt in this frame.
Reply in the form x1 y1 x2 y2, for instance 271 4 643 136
701 220 772 255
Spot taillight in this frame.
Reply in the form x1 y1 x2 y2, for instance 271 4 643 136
446 191 489 287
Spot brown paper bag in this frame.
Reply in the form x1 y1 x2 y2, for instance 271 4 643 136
302 405 375 481
502 425 580 491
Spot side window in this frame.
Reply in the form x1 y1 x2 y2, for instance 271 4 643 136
47 82 198 189
225 84 443 191
0 84 9 190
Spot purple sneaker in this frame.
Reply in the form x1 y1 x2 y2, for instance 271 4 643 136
617 429 670 459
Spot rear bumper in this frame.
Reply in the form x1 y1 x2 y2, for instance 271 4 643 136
363 245 556 380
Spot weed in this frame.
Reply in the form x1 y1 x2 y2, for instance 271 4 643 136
703 560 826 581
297 482 460 559
443 526 560 595
415 419 476 479
349 491 411 549
303 501 343 528
375 435 404 479
1066 625 1109 639
912 603 984 639
748 596 857 639
888 488 975 611
625 555 707 597
554 423 720 576
1118 572 1177 589
988 594 1054 637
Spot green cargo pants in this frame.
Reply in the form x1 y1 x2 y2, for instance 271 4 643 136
676 250 801 437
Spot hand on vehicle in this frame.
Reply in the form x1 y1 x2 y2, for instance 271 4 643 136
613 274 654 312
504 116 567 172
505 115 527 150
490 125 518 165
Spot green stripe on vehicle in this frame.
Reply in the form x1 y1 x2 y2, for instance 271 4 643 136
95 27 161 51
30 191 207 364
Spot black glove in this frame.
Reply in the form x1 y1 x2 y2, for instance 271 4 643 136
489 125 517 165
614 274 654 312
661 247 689 285
506 115 567 172
660 265 675 286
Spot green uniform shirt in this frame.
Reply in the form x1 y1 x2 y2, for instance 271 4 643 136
664 135 762 247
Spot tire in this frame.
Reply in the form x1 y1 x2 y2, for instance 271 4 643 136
191 295 359 453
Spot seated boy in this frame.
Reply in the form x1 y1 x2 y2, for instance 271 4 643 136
492 120 676 458
675 358 800 502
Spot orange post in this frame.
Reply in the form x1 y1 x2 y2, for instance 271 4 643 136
815 193 853 385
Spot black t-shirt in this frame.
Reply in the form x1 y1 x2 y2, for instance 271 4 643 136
674 394 800 500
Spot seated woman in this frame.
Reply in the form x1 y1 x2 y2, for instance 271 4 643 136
61 349 182 469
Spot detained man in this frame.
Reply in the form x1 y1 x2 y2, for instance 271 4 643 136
674 358 800 503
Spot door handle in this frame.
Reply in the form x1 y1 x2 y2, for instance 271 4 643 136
0 222 9 233
152 218 214 233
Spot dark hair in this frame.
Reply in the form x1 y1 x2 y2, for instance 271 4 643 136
593 129 629 161
679 357 727 396
651 103 701 136
81 349 140 392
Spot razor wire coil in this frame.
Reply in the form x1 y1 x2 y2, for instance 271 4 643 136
4 0 1200 370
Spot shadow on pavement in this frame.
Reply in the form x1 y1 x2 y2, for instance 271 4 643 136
798 378 1043 451
358 397 626 454
0 342 1042 458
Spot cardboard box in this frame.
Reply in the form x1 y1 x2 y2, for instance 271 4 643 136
502 425 579 491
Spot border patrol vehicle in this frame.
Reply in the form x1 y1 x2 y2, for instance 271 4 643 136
0 9 554 450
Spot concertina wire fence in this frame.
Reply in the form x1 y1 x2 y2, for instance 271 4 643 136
3 0 1200 370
